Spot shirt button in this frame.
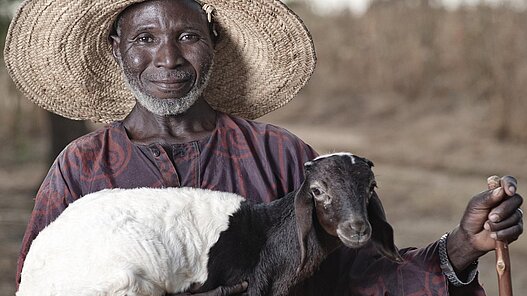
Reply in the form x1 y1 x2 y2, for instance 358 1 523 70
150 147 161 157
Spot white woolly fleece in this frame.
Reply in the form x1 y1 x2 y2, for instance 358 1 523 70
17 187 244 296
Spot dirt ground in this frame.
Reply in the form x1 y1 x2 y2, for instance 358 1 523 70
1 97 526 295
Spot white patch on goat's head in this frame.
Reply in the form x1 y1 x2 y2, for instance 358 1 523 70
312 152 355 162
309 152 370 168
311 153 361 170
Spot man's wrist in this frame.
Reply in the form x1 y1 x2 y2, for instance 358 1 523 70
446 227 486 271
439 233 479 287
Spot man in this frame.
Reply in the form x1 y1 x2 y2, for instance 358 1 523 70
4 0 523 295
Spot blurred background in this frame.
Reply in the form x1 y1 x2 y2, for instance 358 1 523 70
1 0 527 294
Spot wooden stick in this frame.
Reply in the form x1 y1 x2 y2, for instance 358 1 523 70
495 241 512 296
487 175 513 296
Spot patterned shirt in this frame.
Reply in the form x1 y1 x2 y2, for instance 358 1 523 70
16 112 485 295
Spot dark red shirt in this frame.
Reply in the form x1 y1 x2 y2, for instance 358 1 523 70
17 112 485 295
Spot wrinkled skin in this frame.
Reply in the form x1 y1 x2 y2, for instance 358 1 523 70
448 176 523 272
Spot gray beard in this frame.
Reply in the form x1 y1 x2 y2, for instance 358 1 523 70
119 59 213 116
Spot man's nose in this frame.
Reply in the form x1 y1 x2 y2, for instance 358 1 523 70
154 41 185 69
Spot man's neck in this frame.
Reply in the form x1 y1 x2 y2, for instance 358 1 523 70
122 99 217 145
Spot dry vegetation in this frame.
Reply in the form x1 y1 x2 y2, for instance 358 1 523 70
277 0 527 142
1 0 527 295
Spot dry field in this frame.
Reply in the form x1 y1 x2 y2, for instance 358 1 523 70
2 1 527 295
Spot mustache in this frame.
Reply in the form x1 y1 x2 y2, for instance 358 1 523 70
144 71 193 81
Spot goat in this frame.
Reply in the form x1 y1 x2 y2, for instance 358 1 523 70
17 152 402 296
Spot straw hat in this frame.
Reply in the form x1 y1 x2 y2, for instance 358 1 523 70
3 0 316 122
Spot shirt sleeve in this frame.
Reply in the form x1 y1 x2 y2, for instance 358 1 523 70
16 146 82 288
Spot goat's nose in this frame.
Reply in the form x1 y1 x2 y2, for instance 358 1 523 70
346 219 367 235
337 219 371 248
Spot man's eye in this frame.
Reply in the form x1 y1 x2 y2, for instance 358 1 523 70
179 33 199 42
136 36 154 43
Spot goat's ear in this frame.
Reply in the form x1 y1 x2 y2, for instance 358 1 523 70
364 157 374 168
355 156 374 168
368 191 404 263
294 180 314 274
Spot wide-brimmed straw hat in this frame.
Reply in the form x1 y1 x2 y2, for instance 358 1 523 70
3 0 316 122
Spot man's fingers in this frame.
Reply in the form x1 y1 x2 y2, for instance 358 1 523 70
492 223 523 242
488 194 523 222
181 281 248 296
501 175 518 196
486 175 518 197
485 208 523 231
218 281 248 295
468 187 506 213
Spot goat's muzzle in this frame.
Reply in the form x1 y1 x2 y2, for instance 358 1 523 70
336 219 372 248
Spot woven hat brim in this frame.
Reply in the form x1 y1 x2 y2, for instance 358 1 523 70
4 0 316 122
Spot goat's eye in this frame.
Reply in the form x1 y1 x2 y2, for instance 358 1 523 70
311 187 322 196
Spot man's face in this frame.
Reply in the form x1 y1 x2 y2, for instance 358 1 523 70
110 0 215 116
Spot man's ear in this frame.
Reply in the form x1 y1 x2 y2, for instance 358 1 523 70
108 34 122 61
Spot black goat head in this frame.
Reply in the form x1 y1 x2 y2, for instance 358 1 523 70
294 153 403 274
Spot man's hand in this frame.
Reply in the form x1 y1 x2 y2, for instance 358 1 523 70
447 175 523 272
168 281 248 296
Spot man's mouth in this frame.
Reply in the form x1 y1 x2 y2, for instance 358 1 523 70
150 78 192 93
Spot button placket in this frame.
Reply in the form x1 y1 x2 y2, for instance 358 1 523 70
192 141 201 186
171 142 201 187
148 144 180 187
